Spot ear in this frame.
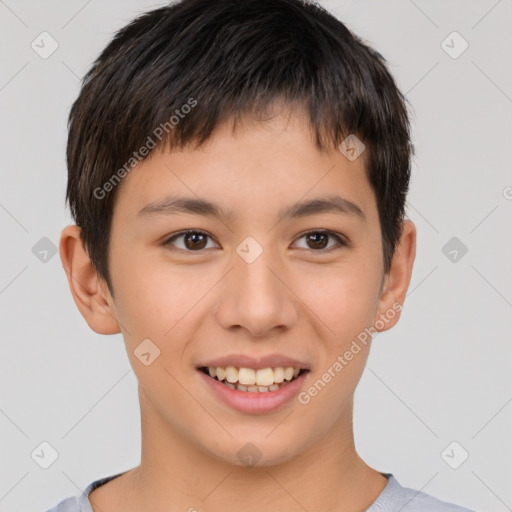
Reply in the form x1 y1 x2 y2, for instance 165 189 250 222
374 220 416 332
59 225 121 335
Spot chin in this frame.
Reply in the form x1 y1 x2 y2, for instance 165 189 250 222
202 431 306 468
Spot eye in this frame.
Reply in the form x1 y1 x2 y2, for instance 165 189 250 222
162 229 348 253
293 230 347 252
163 230 218 252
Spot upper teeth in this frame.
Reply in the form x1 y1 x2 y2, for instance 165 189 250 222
208 366 301 386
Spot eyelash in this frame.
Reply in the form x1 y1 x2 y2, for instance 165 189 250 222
162 229 348 253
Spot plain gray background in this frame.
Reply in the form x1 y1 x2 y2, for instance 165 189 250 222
1 1 511 511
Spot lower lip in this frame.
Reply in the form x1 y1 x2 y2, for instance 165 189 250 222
198 370 309 414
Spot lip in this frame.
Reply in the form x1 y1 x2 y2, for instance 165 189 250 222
198 353 310 371
198 369 309 414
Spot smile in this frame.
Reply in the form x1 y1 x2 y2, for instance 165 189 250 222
200 366 306 392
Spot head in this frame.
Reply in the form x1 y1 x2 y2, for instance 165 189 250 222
60 0 416 467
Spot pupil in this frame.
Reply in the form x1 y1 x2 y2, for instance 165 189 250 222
308 233 327 249
183 233 328 251
185 233 207 250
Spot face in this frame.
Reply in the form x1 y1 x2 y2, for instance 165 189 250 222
100 108 399 466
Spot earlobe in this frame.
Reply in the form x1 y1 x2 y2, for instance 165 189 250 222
59 225 121 335
375 220 416 332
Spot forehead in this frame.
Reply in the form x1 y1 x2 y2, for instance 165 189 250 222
113 110 377 226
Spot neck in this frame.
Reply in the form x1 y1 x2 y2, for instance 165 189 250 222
91 393 388 512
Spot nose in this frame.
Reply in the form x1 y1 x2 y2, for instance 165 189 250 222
213 246 298 338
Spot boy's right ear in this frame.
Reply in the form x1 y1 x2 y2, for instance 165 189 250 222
59 225 121 335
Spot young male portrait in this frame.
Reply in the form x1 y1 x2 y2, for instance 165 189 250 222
0 1 509 512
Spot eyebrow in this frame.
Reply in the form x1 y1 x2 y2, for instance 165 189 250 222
137 194 365 222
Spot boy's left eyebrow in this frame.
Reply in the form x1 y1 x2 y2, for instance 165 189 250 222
137 194 366 222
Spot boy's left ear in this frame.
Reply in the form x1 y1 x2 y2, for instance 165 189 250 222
374 220 416 332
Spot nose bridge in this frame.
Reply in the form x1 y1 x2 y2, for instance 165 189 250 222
215 238 296 336
239 246 280 301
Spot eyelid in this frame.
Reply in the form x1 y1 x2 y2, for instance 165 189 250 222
162 229 349 252
293 229 349 252
163 229 219 252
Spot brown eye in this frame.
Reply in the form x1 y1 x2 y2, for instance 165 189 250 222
183 232 207 250
164 230 217 252
294 230 347 252
306 232 329 249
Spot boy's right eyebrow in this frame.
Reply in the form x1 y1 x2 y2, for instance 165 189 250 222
137 194 366 222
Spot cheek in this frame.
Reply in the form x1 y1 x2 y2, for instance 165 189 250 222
295 261 381 345
295 335 370 445
111 252 203 345
296 256 382 419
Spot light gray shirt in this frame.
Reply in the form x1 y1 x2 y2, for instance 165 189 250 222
43 472 476 511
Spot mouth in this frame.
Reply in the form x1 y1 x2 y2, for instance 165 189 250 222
198 365 309 392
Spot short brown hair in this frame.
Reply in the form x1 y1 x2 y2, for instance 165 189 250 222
66 0 413 296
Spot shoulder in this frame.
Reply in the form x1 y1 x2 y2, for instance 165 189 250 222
42 496 82 512
368 474 477 512
399 486 476 512
42 472 126 512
